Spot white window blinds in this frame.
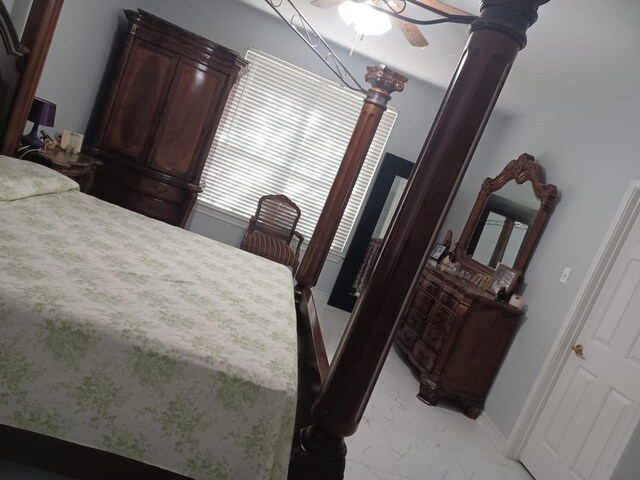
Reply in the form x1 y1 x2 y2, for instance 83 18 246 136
199 49 397 253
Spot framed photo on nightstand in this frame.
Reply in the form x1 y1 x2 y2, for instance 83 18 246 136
60 128 84 154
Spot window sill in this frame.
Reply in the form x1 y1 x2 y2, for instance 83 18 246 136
193 201 345 264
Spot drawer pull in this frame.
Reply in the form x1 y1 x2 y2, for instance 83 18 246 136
413 341 438 372
423 324 446 352
437 290 459 311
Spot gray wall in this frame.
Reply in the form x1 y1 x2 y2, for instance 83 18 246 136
613 422 640 480
36 0 509 296
439 60 640 443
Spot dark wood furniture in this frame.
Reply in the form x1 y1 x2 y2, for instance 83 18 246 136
0 3 27 152
394 154 557 418
20 149 102 193
455 153 559 279
396 264 522 418
0 1 554 479
290 2 553 477
88 9 248 228
328 153 413 312
240 194 305 270
0 0 63 156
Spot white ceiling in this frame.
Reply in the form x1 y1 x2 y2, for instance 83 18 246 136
235 0 640 115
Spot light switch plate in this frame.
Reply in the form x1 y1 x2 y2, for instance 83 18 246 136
559 267 572 284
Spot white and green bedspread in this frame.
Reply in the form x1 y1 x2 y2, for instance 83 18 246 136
0 156 297 479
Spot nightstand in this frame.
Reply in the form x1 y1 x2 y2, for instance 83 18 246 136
21 149 102 193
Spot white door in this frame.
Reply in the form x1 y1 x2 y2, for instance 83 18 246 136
521 208 640 480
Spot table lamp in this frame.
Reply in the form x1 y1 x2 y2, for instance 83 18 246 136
22 98 56 149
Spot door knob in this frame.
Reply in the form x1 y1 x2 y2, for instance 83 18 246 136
572 344 584 356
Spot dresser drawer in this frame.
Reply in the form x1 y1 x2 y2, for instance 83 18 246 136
412 340 438 372
427 303 455 331
436 290 460 312
396 323 418 351
419 276 439 296
413 288 435 313
422 323 446 352
121 174 186 203
405 307 426 333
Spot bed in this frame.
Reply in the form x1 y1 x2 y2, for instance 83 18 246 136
0 1 550 479
0 156 297 479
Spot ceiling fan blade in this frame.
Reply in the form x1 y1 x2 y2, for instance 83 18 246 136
413 0 473 17
392 16 428 47
310 0 349 8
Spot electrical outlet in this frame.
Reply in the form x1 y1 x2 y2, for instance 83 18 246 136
559 267 572 284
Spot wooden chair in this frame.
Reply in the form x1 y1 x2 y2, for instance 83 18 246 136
240 194 304 270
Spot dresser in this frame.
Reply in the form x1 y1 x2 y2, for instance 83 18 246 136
395 264 522 419
89 9 248 227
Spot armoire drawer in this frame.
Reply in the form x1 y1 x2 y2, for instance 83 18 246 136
412 340 438 372
121 190 182 224
120 174 186 204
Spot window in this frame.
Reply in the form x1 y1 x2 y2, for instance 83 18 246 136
199 50 397 253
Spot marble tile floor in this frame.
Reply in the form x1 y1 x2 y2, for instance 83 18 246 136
315 298 534 480
0 299 534 480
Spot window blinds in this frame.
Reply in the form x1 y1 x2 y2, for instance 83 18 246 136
199 49 397 253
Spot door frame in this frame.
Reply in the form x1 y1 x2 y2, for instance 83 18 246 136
506 180 640 463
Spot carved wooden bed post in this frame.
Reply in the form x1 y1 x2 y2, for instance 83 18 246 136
290 1 551 478
295 65 407 289
1 0 64 155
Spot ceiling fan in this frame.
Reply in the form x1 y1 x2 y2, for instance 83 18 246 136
310 0 473 48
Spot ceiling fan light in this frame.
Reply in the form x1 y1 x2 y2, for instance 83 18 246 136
338 1 392 36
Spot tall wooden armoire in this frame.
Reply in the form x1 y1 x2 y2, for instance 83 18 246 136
89 9 248 227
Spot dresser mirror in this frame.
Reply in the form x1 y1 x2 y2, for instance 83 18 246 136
455 153 558 279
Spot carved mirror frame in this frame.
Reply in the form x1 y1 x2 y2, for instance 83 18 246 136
454 153 558 278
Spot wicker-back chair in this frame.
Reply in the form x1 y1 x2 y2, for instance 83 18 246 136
240 194 304 270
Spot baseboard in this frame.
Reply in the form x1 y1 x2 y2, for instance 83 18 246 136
478 412 507 453
311 289 330 306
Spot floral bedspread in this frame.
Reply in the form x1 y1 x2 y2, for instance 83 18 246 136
0 159 297 479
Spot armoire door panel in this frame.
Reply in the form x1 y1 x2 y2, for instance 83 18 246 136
102 39 178 160
90 9 248 227
148 59 225 181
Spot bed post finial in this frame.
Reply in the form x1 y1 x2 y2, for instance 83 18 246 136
294 65 407 289
290 1 550 478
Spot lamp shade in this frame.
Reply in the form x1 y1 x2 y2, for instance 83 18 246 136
28 98 56 128
22 97 57 148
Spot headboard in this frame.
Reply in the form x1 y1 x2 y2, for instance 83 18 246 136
0 0 63 155
0 1 27 144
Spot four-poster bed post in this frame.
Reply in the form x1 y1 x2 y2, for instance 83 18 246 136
0 0 63 155
295 65 407 289
290 1 551 478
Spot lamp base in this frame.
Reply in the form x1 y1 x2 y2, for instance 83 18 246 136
22 123 43 149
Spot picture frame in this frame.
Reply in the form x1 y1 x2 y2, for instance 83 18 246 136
60 128 84 154
429 243 448 262
488 263 520 295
